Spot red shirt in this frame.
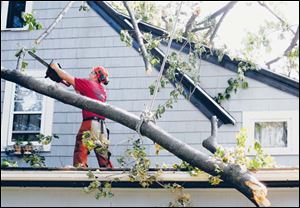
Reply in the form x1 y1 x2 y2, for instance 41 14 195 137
75 78 107 120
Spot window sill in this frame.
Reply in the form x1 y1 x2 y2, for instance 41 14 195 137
1 28 29 31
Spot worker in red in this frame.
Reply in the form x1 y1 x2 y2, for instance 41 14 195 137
50 63 113 168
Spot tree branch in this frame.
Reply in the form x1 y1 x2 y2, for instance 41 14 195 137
183 7 201 37
123 1 152 74
35 1 75 45
257 1 296 35
1 68 270 207
190 25 213 33
208 8 229 47
195 2 237 27
266 26 299 68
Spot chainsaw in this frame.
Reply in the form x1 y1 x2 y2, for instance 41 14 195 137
28 51 70 87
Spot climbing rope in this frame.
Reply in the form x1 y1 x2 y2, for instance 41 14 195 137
135 2 184 136
148 1 183 112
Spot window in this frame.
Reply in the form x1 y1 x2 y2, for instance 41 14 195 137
1 1 33 30
1 71 54 151
243 111 299 155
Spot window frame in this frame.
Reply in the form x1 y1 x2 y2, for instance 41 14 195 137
243 111 299 155
1 70 54 152
1 1 33 31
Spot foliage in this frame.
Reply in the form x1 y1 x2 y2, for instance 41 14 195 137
213 128 276 170
22 134 59 167
1 159 18 168
126 138 157 187
168 193 191 207
120 30 133 47
15 47 37 70
132 1 157 23
23 153 46 168
79 1 90 12
22 13 43 31
172 161 202 177
3 134 59 168
110 1 158 24
164 183 191 207
208 175 222 186
214 61 259 104
171 127 276 186
81 130 110 156
84 171 114 199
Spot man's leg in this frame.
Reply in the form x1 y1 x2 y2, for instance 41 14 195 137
91 120 113 168
95 151 113 168
73 120 91 168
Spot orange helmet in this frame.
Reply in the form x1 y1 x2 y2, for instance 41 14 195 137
93 66 109 85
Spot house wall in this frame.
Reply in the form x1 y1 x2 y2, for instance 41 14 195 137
1 1 299 168
1 1 207 168
159 46 299 166
1 187 299 207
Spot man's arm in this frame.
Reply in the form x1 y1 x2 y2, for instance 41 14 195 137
50 63 75 86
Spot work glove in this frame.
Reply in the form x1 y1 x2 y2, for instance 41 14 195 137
45 62 63 83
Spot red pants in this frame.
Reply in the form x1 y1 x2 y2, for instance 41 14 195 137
73 120 113 168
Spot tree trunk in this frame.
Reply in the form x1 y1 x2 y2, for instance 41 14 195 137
1 68 270 207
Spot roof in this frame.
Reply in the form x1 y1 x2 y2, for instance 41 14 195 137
1 167 299 188
87 1 236 126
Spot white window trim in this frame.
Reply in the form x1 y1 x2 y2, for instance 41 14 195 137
243 111 299 155
1 1 33 31
1 70 54 152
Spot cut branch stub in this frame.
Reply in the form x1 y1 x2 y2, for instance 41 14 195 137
202 116 219 154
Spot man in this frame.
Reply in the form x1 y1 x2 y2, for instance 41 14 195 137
50 63 113 168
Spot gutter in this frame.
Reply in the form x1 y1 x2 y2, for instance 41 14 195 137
1 168 299 188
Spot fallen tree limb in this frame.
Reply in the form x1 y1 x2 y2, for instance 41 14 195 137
1 68 270 207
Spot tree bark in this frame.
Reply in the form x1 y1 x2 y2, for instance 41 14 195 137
1 68 270 207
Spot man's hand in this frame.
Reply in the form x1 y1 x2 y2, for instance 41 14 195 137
49 62 75 86
50 62 61 71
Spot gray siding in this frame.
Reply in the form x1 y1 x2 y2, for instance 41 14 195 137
1 1 299 168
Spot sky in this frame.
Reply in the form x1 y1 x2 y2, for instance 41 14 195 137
156 1 299 79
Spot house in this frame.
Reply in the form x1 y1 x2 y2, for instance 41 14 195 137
1 1 299 207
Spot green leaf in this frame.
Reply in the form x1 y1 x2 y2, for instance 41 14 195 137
21 61 28 69
254 140 262 152
241 81 249 89
150 57 160 66
53 134 59 139
225 93 231 99
148 84 155 95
